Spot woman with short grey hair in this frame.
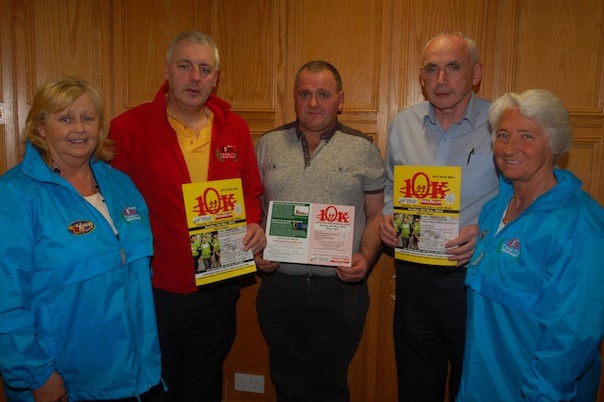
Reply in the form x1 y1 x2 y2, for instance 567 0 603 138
457 89 604 402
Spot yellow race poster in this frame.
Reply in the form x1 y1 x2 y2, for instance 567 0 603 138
182 178 256 285
393 166 461 266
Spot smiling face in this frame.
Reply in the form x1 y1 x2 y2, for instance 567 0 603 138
165 40 219 115
37 94 100 167
494 108 555 185
294 69 344 137
420 35 482 122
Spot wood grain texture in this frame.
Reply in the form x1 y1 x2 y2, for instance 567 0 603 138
1 1 603 401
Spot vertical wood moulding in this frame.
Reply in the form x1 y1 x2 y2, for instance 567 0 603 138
271 0 287 130
272 0 288 127
600 0 604 112
12 0 35 140
473 0 491 100
96 0 112 115
0 0 11 172
489 0 517 98
282 0 299 124
374 0 396 156
111 0 127 115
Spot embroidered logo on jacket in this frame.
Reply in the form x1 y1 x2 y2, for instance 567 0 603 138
122 207 142 222
68 220 95 235
215 145 238 162
500 237 521 258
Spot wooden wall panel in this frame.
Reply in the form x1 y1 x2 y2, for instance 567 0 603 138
213 0 283 139
9 0 111 157
112 0 212 115
372 256 399 402
30 1 103 88
223 279 273 402
557 134 604 200
511 0 603 110
214 0 276 110
1 1 604 402
14 1 107 120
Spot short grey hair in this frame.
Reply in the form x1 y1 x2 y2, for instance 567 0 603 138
421 31 479 65
166 30 220 70
488 89 572 156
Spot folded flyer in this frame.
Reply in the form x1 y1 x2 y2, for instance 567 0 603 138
264 201 355 267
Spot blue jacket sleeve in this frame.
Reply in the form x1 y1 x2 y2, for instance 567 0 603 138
0 182 55 390
520 232 604 401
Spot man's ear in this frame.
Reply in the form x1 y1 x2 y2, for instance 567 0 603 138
472 62 483 86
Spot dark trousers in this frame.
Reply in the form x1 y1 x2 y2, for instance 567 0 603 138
257 272 369 402
76 383 166 402
153 287 238 402
393 262 467 402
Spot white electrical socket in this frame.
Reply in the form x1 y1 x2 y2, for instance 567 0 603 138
234 372 265 393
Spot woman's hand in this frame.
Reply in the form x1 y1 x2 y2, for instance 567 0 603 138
32 372 67 402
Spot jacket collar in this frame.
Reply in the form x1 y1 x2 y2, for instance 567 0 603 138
498 168 583 213
22 141 108 185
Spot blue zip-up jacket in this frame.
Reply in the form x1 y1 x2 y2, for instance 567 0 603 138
0 143 161 401
457 169 604 402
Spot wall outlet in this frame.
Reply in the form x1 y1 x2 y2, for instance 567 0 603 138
234 372 265 393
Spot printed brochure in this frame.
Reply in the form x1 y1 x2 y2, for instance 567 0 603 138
182 178 256 285
264 201 355 267
393 166 461 266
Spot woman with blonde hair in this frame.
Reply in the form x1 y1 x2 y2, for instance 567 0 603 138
0 77 164 402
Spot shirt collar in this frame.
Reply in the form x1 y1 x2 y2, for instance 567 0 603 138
424 92 481 129
295 120 339 143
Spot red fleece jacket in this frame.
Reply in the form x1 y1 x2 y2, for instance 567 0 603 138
109 83 263 294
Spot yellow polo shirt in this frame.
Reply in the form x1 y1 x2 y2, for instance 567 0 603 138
167 110 213 183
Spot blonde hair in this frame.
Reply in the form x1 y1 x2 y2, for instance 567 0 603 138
24 77 113 164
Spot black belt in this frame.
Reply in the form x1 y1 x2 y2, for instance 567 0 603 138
425 265 466 274
79 383 164 402
397 260 466 274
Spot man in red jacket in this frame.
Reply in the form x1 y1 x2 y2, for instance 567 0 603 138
109 30 265 402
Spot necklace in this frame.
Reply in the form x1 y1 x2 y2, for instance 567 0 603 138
502 176 558 225
502 195 538 225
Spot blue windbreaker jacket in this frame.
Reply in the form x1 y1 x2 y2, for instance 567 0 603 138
457 169 604 402
0 143 161 401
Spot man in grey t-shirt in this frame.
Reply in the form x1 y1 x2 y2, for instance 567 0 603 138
255 60 385 402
